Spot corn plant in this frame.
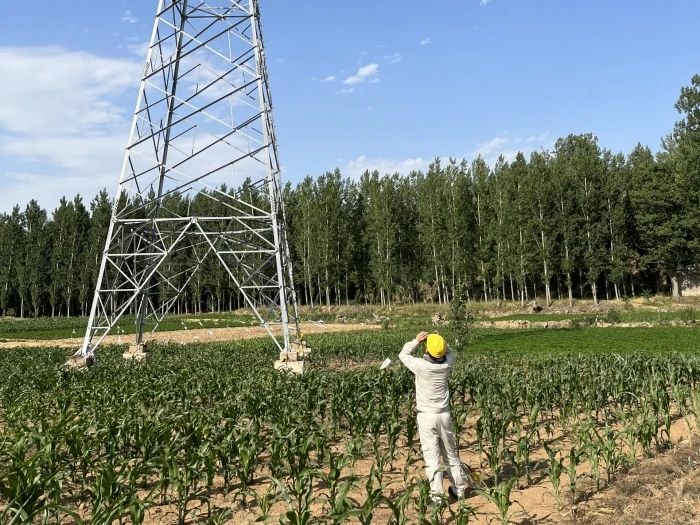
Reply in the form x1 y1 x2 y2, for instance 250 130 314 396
566 445 583 500
356 463 386 525
448 500 477 525
384 481 415 525
544 444 564 510
475 476 518 525
252 483 277 524
273 468 317 525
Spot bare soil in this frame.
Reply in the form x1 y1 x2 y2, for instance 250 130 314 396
477 319 658 330
0 322 380 349
477 296 699 318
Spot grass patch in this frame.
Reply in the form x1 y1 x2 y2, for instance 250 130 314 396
472 326 700 356
489 309 699 324
0 312 256 340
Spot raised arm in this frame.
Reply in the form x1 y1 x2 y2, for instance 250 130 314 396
445 345 456 367
399 331 429 373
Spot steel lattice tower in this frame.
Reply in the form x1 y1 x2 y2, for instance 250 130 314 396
75 0 301 361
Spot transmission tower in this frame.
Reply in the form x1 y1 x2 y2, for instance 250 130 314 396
71 0 304 366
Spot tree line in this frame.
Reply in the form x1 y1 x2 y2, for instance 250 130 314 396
1 76 699 317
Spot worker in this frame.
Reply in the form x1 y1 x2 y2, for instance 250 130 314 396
399 331 467 501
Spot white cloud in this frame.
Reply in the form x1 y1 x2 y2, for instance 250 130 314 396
0 47 141 211
320 75 336 83
480 0 493 5
340 132 552 180
382 53 403 63
0 46 281 213
343 156 430 178
472 136 509 158
342 63 379 85
1 171 117 212
419 37 432 45
469 132 553 166
126 41 148 58
0 47 139 135
336 88 354 95
120 10 138 24
0 134 127 173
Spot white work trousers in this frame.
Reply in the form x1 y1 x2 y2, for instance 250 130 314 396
417 411 466 497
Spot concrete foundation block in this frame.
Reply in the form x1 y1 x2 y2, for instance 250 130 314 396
279 350 299 362
64 355 95 370
290 341 312 357
123 343 150 361
274 359 306 374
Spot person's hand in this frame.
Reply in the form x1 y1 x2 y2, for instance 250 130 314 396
415 331 429 343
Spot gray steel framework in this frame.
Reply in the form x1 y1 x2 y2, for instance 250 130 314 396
76 0 300 358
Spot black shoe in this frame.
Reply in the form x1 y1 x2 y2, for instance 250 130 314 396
448 485 465 500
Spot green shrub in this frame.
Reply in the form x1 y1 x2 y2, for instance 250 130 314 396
680 307 697 325
603 309 622 324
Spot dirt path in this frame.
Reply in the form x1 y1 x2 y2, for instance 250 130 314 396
477 319 661 330
0 322 380 349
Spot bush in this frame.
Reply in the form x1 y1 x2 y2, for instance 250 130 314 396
570 316 597 329
603 309 622 324
621 296 633 311
680 307 697 325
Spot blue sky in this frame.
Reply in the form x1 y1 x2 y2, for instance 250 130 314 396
1 0 699 212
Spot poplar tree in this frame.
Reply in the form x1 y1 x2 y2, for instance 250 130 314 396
417 160 449 303
525 151 556 305
0 209 24 315
24 200 48 317
470 157 492 302
81 190 111 315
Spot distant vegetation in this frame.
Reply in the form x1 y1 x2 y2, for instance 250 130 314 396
0 75 698 318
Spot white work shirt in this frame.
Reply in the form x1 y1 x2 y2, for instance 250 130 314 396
399 340 455 414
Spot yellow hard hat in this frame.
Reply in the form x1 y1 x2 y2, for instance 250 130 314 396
426 333 446 359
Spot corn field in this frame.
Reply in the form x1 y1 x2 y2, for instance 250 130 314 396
2 329 700 524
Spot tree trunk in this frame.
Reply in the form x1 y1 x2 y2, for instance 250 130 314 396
671 274 682 300
434 257 442 305
591 280 598 305
509 275 515 303
441 266 449 304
